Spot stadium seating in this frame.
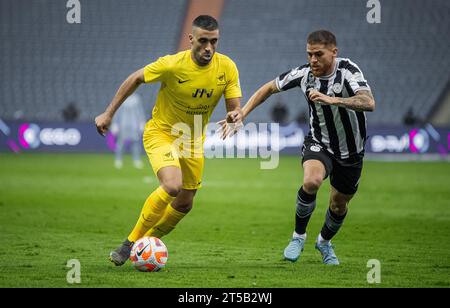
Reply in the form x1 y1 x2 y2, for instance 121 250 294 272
1 0 449 125
218 0 450 125
0 0 186 121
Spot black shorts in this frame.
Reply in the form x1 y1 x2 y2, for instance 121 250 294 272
301 137 363 195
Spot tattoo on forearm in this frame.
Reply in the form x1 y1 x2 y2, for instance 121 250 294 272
338 91 374 112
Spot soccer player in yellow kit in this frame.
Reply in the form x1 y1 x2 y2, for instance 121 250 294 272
95 15 243 266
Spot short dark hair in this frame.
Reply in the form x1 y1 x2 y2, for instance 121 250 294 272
192 15 219 31
307 30 337 46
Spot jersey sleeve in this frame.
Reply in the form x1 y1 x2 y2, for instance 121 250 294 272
224 60 242 99
275 65 308 92
343 60 371 94
143 55 171 83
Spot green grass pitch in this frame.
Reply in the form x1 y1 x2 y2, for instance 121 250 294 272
0 153 449 288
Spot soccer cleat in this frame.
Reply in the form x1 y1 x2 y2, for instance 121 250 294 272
283 237 305 262
315 241 339 265
109 239 134 266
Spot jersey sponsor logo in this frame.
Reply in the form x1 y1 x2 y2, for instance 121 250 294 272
310 145 321 152
192 88 214 98
178 79 190 84
186 104 210 115
217 72 226 85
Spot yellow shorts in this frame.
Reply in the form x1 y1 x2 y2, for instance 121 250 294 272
143 121 204 190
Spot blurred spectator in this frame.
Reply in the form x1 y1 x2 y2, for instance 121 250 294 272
111 93 146 169
403 107 417 126
62 102 80 122
271 99 289 125
13 110 25 120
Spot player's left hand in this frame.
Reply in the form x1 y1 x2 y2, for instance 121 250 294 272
216 119 243 140
308 90 339 105
225 109 243 124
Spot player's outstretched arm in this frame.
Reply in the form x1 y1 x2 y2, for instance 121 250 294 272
308 89 375 112
95 68 145 136
242 80 280 119
218 80 280 139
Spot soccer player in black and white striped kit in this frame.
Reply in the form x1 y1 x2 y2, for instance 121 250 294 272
224 30 375 264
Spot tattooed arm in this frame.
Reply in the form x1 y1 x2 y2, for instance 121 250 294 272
308 90 375 112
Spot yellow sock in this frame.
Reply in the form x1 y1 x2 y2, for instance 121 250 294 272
145 204 186 238
127 186 175 242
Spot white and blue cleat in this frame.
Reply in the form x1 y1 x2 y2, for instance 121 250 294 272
283 237 305 262
315 241 339 265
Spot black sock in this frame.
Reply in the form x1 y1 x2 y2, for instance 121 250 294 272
320 208 347 241
123 239 134 246
295 186 317 235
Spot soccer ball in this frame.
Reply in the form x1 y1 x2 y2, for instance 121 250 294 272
129 236 168 272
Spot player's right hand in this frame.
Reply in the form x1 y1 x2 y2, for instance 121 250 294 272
95 112 112 136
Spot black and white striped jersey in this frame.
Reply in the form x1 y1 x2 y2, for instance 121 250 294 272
275 58 371 161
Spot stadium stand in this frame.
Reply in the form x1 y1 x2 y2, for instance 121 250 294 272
218 0 450 125
1 0 449 125
0 0 186 121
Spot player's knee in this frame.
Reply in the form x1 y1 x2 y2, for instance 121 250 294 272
330 201 347 216
303 176 323 193
161 181 182 197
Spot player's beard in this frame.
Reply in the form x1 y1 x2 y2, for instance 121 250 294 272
311 62 332 77
311 64 325 77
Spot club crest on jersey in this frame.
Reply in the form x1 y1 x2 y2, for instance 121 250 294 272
332 83 342 94
217 72 226 85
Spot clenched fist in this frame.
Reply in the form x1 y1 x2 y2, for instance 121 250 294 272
95 112 113 136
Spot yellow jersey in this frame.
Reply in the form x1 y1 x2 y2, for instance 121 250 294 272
143 50 242 140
